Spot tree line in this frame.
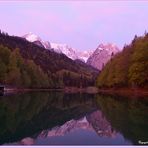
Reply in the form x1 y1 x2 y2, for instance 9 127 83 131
0 45 94 88
96 33 148 88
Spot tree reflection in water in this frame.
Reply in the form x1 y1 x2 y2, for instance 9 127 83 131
0 92 147 145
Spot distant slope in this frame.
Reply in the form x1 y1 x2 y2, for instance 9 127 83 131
96 34 148 88
0 32 99 88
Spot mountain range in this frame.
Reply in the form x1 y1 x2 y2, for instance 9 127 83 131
23 32 93 62
23 33 120 69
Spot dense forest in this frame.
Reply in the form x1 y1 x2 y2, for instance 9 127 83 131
0 31 98 88
96 33 148 88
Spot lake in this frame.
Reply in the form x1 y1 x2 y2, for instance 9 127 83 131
0 91 147 145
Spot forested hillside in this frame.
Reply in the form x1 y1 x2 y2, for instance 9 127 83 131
0 46 50 88
0 31 98 88
96 33 148 88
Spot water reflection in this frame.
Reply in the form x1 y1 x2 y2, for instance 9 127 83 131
95 94 148 145
0 92 147 145
12 110 131 145
0 92 96 145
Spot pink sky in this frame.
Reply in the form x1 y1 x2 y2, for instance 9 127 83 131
0 1 148 50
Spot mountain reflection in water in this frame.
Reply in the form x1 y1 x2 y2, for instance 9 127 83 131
0 92 147 145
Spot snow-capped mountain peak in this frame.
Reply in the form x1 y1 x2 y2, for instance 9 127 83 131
23 32 41 42
22 33 93 62
50 43 79 60
97 43 119 54
87 43 120 70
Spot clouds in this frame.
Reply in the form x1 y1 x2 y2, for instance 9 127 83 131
0 1 148 50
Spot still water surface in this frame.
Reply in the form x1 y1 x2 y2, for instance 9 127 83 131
0 91 147 145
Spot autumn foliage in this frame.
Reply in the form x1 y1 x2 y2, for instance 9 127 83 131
96 33 148 88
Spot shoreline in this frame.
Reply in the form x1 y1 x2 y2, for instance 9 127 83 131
3 88 63 94
3 87 148 96
3 86 99 95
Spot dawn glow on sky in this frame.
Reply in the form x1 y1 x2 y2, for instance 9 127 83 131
0 1 148 50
